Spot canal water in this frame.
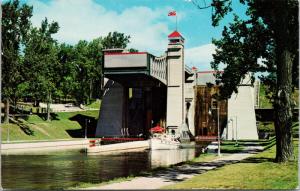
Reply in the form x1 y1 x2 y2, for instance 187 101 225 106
2 143 205 189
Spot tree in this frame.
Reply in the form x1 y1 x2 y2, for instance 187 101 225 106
72 40 91 105
55 32 131 105
1 0 33 123
23 18 59 121
102 31 130 49
57 43 78 102
70 32 131 104
87 38 103 100
194 0 298 162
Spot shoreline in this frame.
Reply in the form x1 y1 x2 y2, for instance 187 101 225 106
80 145 265 190
1 139 89 152
1 139 151 154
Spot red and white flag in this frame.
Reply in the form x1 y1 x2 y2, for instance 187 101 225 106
168 11 176 16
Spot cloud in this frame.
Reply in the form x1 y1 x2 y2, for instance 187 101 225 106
27 0 216 69
185 43 216 70
27 0 173 54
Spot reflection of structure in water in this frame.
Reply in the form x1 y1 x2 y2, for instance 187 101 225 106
150 148 196 167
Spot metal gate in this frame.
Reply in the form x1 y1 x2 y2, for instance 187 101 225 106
194 86 228 137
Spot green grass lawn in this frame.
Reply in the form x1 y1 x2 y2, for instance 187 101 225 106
1 110 99 142
163 139 298 190
190 138 276 164
259 84 273 108
85 99 101 109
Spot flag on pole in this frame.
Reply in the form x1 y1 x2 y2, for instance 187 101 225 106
168 11 178 30
168 11 176 16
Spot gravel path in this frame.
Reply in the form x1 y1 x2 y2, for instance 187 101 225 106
85 145 264 190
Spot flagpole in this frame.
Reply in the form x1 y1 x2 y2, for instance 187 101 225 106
176 15 177 31
168 11 177 30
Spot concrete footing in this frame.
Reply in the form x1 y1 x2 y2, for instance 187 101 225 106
87 140 149 153
1 139 89 152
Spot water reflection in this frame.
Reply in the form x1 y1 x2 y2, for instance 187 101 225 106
2 143 205 190
150 149 194 167
150 143 202 167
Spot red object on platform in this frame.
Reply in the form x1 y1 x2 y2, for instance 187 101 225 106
104 52 147 55
149 125 165 133
101 138 144 141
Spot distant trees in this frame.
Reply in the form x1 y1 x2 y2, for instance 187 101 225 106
2 0 33 123
55 33 131 106
57 43 78 103
23 18 59 121
1 0 133 122
102 32 130 49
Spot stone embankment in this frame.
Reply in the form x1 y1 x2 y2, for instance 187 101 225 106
87 140 149 153
2 139 89 151
2 139 150 154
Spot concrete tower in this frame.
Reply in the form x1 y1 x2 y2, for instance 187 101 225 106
226 74 258 140
166 31 185 134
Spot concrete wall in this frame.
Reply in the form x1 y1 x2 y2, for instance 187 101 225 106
166 43 185 133
184 73 196 136
96 80 124 137
104 53 148 68
227 82 258 140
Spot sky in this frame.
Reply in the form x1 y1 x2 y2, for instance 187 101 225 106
22 0 247 70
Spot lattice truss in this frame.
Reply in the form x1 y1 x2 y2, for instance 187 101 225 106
150 55 167 85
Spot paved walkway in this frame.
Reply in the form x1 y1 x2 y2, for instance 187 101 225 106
85 145 264 190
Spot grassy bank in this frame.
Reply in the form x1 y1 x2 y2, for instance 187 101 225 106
190 138 275 164
70 140 272 189
163 139 298 190
1 110 99 142
69 176 135 189
85 99 101 109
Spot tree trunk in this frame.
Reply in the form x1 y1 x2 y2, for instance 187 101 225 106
274 49 294 162
47 92 51 121
34 99 40 107
89 80 93 102
14 98 17 109
273 0 294 162
4 98 10 123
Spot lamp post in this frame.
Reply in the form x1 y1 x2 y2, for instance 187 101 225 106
230 116 238 146
209 105 221 157
85 119 90 139
229 118 234 141
7 125 10 143
235 116 238 146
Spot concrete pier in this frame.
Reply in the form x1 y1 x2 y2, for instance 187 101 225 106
1 139 89 151
87 140 149 153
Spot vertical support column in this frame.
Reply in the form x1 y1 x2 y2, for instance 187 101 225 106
166 32 185 134
145 88 152 136
95 80 124 137
122 87 129 137
227 74 258 140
